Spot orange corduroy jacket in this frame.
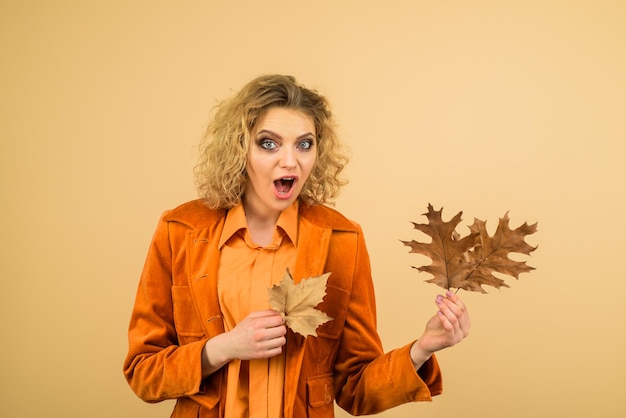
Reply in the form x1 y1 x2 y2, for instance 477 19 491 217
123 199 443 417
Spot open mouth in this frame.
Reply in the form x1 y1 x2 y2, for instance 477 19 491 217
274 177 295 195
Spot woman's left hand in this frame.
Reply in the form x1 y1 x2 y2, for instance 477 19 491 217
410 291 471 367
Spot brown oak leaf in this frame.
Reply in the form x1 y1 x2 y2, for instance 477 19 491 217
463 213 538 292
267 269 333 337
402 204 537 293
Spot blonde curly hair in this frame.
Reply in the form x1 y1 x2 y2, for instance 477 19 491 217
195 74 349 209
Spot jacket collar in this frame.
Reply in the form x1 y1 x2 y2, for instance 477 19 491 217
217 201 300 249
163 199 356 233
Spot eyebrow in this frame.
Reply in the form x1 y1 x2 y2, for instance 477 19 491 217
256 129 315 141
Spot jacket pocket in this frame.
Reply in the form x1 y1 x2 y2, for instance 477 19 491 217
171 286 205 344
307 373 335 416
315 284 349 339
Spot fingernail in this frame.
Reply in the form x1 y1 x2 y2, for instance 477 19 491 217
446 291 453 298
436 295 443 304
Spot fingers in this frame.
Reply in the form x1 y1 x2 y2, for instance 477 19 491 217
252 331 286 359
247 310 286 335
447 291 471 336
435 291 471 343
231 310 287 360
253 326 287 358
247 309 285 323
443 291 467 312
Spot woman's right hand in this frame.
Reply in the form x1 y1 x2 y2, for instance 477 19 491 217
201 310 287 377
226 310 287 360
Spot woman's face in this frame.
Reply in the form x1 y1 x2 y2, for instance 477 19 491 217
243 107 317 220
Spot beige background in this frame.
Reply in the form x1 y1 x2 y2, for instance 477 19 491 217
1 1 625 417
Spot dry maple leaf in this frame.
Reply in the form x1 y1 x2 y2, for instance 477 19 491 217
267 269 333 337
401 204 538 293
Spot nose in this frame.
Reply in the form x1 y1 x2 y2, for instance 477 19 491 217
279 147 297 169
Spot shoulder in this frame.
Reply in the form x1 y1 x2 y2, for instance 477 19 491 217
161 199 226 230
299 203 359 232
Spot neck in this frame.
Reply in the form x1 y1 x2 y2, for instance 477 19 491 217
241 205 279 248
242 200 280 231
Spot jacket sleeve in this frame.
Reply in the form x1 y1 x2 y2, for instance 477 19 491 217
122 213 207 402
333 224 443 415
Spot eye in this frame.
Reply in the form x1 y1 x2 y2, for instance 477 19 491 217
297 139 314 150
259 138 277 150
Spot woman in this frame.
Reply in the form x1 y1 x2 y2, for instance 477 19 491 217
123 74 470 418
